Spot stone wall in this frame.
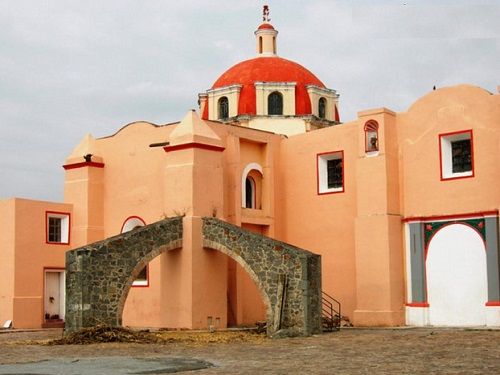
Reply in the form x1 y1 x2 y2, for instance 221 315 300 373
65 216 322 336
202 218 322 335
65 217 183 332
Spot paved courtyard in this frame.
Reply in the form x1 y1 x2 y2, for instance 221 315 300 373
0 328 499 374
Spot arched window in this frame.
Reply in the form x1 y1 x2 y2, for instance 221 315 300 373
364 120 379 153
268 91 283 115
218 96 229 120
245 177 256 208
121 216 148 287
259 36 263 54
318 97 326 119
273 36 276 54
241 162 263 209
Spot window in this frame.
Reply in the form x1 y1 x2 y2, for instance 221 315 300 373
364 120 379 153
121 216 149 287
451 139 471 173
218 96 229 120
268 91 283 115
48 217 61 242
134 266 148 286
259 36 263 54
241 162 263 209
46 212 70 244
245 177 256 208
318 97 326 119
317 151 344 194
439 130 474 180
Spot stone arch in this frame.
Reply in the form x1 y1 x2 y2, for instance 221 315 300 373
65 215 322 336
202 217 322 335
65 217 183 332
203 239 273 322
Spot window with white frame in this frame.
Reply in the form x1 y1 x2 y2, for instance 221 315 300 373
439 130 474 180
317 151 344 194
46 212 70 244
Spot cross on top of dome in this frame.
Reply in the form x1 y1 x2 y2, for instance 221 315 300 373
263 5 271 22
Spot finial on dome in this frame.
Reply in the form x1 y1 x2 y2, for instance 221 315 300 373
255 5 278 56
263 5 271 22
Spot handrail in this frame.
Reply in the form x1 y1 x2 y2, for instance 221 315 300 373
321 291 341 331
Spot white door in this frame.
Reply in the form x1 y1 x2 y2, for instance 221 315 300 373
426 224 487 326
44 271 65 320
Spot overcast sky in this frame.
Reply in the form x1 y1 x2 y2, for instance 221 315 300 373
1 0 499 202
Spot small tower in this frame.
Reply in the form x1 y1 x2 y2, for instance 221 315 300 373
255 5 278 56
63 134 105 247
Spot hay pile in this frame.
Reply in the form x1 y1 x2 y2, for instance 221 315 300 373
46 326 266 346
49 325 159 345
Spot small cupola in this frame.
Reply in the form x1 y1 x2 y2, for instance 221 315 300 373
255 5 278 56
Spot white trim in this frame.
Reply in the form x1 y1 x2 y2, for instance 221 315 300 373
486 306 500 326
404 224 413 304
406 306 430 326
241 162 263 208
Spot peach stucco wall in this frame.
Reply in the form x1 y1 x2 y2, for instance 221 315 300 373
398 85 500 218
68 118 279 329
0 198 72 328
279 122 359 320
0 200 15 326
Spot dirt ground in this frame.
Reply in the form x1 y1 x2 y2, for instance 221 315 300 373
1 328 499 374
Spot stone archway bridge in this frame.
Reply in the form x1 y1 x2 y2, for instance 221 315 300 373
65 216 322 336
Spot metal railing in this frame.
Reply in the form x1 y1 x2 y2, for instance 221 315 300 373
322 291 341 332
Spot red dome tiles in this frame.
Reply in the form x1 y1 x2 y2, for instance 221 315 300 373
257 23 275 30
211 57 325 116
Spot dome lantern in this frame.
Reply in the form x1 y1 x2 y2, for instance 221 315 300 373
255 5 278 56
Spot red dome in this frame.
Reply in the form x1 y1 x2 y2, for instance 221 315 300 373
257 23 275 30
209 57 325 117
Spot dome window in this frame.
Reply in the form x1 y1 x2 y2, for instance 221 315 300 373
218 96 229 120
268 91 283 115
318 97 326 119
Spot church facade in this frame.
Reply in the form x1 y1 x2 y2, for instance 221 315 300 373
1 9 499 329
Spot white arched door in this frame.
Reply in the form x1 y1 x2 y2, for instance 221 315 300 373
426 224 488 326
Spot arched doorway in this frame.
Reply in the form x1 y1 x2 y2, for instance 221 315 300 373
426 224 487 326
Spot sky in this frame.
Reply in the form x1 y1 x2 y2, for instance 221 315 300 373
1 0 499 202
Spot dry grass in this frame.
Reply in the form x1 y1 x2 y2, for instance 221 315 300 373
10 325 267 346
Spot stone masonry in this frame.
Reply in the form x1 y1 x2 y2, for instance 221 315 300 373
202 218 322 335
65 216 322 336
65 217 183 332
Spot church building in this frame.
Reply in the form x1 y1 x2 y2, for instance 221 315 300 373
1 7 499 330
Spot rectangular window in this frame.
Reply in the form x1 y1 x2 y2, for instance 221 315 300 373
46 212 70 244
48 217 62 242
132 265 149 287
327 159 343 189
451 139 471 173
317 151 344 194
439 130 474 180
